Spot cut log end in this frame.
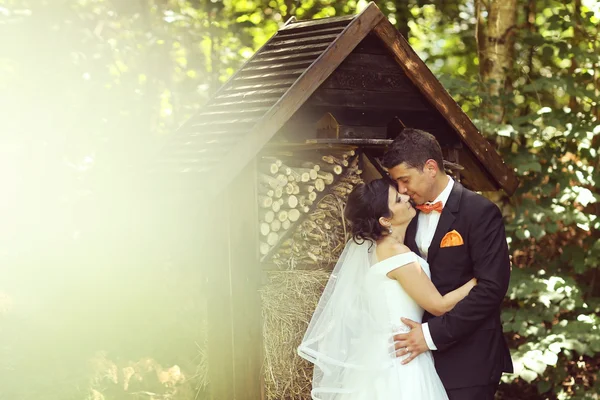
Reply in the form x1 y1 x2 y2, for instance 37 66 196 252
272 200 281 213
259 195 273 208
260 242 270 256
287 195 298 208
270 219 282 232
267 232 279 246
260 210 275 223
288 209 301 222
277 210 289 222
260 222 270 236
314 179 325 192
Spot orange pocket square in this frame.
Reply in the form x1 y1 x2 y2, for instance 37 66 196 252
440 230 464 248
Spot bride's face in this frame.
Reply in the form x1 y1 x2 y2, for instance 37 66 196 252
386 185 416 225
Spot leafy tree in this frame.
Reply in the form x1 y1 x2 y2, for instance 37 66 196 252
0 0 598 399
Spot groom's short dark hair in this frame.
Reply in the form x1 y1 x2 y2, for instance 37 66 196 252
382 128 445 171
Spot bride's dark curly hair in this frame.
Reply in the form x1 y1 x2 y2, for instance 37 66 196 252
344 178 394 244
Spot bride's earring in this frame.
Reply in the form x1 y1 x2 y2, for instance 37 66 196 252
380 218 392 234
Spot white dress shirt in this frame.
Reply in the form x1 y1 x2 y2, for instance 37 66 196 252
418 176 455 351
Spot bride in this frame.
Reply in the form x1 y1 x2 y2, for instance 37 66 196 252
298 178 476 400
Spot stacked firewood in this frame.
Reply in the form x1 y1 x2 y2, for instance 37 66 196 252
265 154 363 269
257 149 359 260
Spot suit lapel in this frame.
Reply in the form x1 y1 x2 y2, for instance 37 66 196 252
406 216 421 257
427 182 463 263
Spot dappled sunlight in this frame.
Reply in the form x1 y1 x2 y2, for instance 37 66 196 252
0 0 598 399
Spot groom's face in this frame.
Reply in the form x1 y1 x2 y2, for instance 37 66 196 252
387 162 435 205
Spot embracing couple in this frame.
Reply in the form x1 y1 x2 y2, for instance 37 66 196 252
298 128 513 400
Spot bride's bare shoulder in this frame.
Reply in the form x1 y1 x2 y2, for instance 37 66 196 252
376 241 411 262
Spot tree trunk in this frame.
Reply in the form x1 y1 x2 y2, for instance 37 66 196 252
477 0 518 124
521 0 536 118
568 0 582 112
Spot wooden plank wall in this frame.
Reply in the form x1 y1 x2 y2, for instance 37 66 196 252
280 33 461 147
205 195 235 400
206 162 263 400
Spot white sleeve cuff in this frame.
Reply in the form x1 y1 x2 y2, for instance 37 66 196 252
422 322 438 351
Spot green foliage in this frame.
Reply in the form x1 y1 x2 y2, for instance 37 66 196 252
439 1 600 397
0 0 599 399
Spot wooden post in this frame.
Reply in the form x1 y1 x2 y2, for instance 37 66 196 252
206 161 263 400
445 146 462 182
205 197 235 400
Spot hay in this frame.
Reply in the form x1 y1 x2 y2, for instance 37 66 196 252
260 161 363 398
261 269 331 400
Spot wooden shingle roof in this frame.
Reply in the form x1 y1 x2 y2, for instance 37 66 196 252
152 2 518 197
156 15 357 173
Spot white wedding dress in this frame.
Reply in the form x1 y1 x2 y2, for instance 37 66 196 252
299 242 449 400
352 251 449 399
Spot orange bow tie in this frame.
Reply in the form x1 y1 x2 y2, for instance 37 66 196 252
415 201 443 214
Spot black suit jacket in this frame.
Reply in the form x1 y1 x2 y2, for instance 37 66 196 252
406 182 513 389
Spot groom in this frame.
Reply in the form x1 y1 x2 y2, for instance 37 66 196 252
382 128 513 400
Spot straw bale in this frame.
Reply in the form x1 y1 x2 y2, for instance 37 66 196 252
260 269 330 400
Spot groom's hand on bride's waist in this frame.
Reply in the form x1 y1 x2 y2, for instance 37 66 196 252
393 318 428 365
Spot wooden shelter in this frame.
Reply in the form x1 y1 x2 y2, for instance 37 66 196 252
151 3 518 399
